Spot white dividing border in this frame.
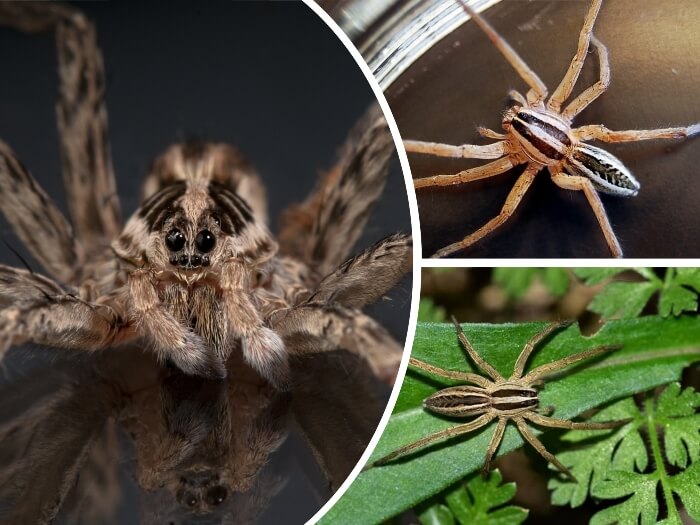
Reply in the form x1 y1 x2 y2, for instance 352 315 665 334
301 1 422 524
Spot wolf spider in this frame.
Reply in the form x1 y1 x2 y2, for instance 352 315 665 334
366 319 628 480
0 3 411 389
409 0 699 258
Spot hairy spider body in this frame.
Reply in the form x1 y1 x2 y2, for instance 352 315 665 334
367 319 628 481
409 0 699 257
0 3 411 389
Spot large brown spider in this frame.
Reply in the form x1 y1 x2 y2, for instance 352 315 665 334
408 0 699 258
366 318 628 481
0 3 411 389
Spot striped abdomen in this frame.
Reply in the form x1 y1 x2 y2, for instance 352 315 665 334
509 109 572 165
424 384 538 417
563 143 640 197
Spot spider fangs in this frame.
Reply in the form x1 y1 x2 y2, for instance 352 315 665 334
366 318 629 481
409 0 700 258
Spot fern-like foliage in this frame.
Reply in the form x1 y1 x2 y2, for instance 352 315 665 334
417 470 527 525
574 268 700 319
549 383 700 524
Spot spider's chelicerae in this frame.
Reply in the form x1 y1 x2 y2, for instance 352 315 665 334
0 3 411 389
366 318 628 480
410 0 699 258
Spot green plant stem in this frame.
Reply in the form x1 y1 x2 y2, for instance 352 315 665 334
645 395 681 524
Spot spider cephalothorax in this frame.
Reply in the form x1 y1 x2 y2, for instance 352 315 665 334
0 2 411 391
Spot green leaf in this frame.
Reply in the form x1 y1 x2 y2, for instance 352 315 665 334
572 268 627 285
659 284 698 317
492 268 570 299
492 268 538 299
319 318 700 525
550 383 700 524
541 268 570 297
675 268 700 291
418 470 527 525
587 281 658 319
419 298 447 323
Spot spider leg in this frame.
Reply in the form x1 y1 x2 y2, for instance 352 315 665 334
432 163 539 258
0 141 82 283
451 316 503 381
482 417 507 478
459 2 547 102
128 270 226 380
547 0 603 113
511 321 574 380
304 233 412 309
550 170 622 257
365 413 494 469
524 411 631 430
409 357 490 388
278 104 394 276
562 36 610 120
219 260 288 389
269 303 403 385
573 123 700 143
513 416 576 481
0 265 129 362
0 2 121 248
478 128 508 140
522 343 622 383
405 140 506 159
415 156 516 190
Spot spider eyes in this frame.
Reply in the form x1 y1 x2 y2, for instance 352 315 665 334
205 486 227 506
165 229 186 252
195 229 216 253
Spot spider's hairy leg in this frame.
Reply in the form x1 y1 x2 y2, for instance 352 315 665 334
458 1 547 103
278 104 394 275
409 357 490 388
404 140 506 159
547 0 603 113
482 418 507 478
513 416 576 481
414 156 516 189
522 343 622 383
364 413 494 470
433 164 538 258
0 2 121 247
270 303 403 384
305 233 412 309
219 259 288 389
562 36 610 120
573 123 700 143
451 316 503 381
550 170 622 257
511 321 574 379
0 265 126 360
524 411 631 431
128 270 226 379
0 141 82 283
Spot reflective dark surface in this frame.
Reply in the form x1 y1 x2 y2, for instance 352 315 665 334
0 347 389 524
387 0 700 258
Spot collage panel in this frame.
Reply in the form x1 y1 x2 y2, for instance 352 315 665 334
0 2 414 524
322 0 700 258
321 267 700 524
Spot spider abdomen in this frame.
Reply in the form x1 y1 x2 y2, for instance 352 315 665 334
424 383 538 417
508 108 572 165
563 143 640 197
